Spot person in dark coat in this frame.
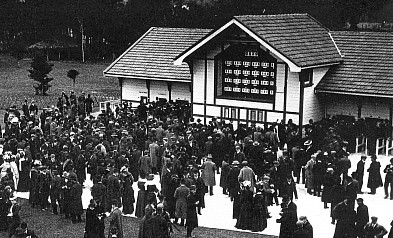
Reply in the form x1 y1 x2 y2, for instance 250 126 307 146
364 216 388 238
277 196 298 238
299 216 313 238
107 199 123 238
346 175 359 210
367 155 383 194
121 172 135 215
106 170 121 212
91 176 107 209
330 181 345 225
356 155 366 193
383 158 393 199
138 204 155 238
355 198 369 238
332 196 356 238
174 178 190 226
70 179 83 223
280 176 298 200
186 185 199 238
388 220 393 238
293 221 311 238
135 179 147 218
85 199 105 238
220 157 230 195
252 188 268 232
227 160 241 201
235 181 254 230
322 168 337 209
191 170 205 215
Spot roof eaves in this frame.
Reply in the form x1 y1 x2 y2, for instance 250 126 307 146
173 20 234 65
103 27 155 76
315 88 393 99
103 73 191 83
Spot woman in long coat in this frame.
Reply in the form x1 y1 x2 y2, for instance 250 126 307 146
186 186 199 237
135 179 147 218
367 155 383 194
322 168 338 208
201 155 216 195
220 158 230 195
252 191 268 232
70 180 84 223
108 200 123 238
235 182 254 230
121 173 135 215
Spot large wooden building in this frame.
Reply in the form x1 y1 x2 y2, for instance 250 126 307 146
104 14 393 130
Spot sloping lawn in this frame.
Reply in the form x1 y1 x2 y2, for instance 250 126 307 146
0 55 120 110
0 198 277 238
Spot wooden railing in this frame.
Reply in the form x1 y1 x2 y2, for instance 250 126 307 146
355 136 367 154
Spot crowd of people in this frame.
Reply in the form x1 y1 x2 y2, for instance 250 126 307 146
0 91 392 238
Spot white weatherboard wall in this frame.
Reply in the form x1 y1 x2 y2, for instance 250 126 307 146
150 80 169 101
361 100 389 119
326 97 358 117
303 66 329 122
285 70 301 113
274 64 285 112
122 78 148 102
171 82 191 101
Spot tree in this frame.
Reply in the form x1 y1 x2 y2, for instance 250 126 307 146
67 69 79 87
28 55 54 95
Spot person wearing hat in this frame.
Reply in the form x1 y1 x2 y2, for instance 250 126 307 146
152 203 172 237
185 185 199 238
383 158 393 199
367 154 383 195
364 216 388 238
227 160 241 202
139 150 152 179
7 193 21 238
356 155 367 194
174 178 190 226
107 199 123 238
70 178 84 224
293 220 311 238
201 154 216 196
355 198 369 238
85 199 105 238
332 196 356 237
298 216 313 238
277 196 298 238
322 167 338 209
238 161 256 192
304 154 317 195
233 144 246 164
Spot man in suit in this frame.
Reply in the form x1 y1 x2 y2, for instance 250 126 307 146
355 198 369 238
333 196 356 238
233 145 246 163
356 155 367 193
277 196 298 238
227 160 241 201
364 216 388 238
174 178 190 226
383 158 393 199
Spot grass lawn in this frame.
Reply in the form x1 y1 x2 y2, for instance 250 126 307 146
0 55 120 110
0 198 277 238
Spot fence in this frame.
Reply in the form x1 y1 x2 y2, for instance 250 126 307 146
99 99 121 113
355 136 367 154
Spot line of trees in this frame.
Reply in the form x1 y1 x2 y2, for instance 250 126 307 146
0 0 389 61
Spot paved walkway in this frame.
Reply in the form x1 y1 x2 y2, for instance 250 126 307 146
16 153 393 238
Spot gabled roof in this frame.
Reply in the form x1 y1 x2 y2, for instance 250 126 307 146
104 27 212 82
316 31 393 98
174 14 342 72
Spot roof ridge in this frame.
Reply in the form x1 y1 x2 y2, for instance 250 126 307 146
234 13 308 18
151 26 213 31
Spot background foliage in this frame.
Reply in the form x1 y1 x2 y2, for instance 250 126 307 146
0 0 390 61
